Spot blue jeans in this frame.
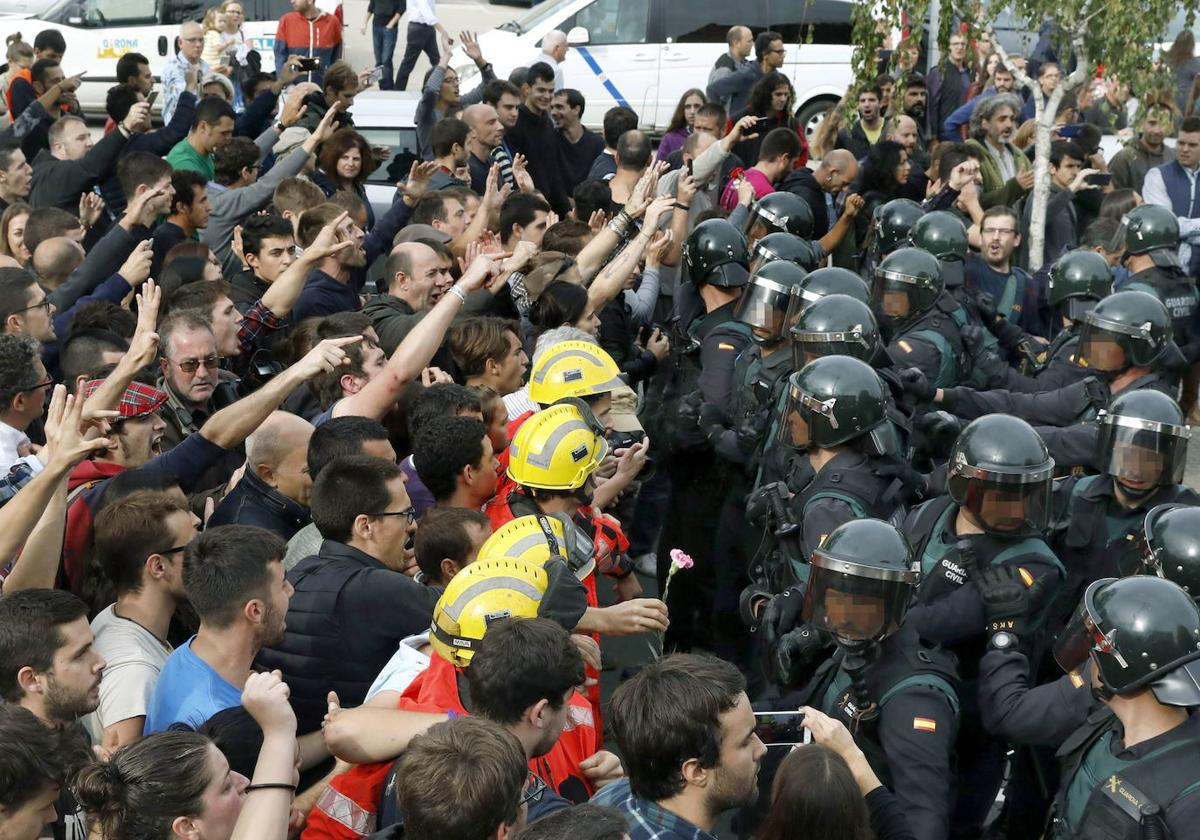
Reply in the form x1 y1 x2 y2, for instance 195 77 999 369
372 23 398 90
395 21 439 90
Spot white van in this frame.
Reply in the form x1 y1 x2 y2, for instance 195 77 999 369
0 0 338 116
451 0 857 136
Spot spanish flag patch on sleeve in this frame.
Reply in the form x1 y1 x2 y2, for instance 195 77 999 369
1069 671 1085 689
898 340 913 354
718 342 736 350
913 717 937 732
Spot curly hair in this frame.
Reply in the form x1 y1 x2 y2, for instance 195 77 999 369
0 334 39 411
747 72 794 117
317 128 374 191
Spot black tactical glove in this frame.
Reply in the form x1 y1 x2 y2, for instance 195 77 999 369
773 624 832 688
760 586 806 652
899 366 937 402
914 410 963 461
975 291 997 323
735 410 770 454
976 564 1047 640
677 391 704 432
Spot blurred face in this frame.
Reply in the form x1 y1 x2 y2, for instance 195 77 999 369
1176 131 1200 169
1111 442 1166 491
115 411 168 467
199 117 236 155
15 286 56 342
210 296 241 357
983 105 1016 146
470 105 504 148
975 488 1031 532
42 617 106 721
994 69 1014 93
858 91 880 123
881 288 910 318
708 693 767 812
54 120 92 161
762 39 785 70
247 235 296 282
947 34 967 63
822 587 887 640
161 327 220 406
5 211 28 260
0 148 31 199
0 783 58 840
893 149 911 185
1051 153 1082 189
528 77 555 114
981 215 1019 267
496 93 521 129
496 330 529 394
179 23 205 61
194 747 249 840
1039 65 1061 95
336 147 363 181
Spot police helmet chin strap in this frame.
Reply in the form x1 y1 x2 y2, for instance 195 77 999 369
836 637 880 734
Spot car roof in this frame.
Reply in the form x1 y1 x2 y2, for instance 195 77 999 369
348 90 422 128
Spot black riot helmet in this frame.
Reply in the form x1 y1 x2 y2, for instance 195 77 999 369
683 219 750 288
1055 576 1200 705
733 260 808 346
1076 291 1172 374
744 191 815 241
908 211 968 262
784 267 871 331
873 198 926 255
789 294 881 365
1096 389 1191 500
1144 504 1200 598
871 247 944 337
1113 204 1182 268
777 355 888 450
802 518 918 644
947 414 1054 536
1046 249 1113 323
750 233 820 274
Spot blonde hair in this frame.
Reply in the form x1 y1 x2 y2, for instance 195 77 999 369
5 36 32 66
202 7 222 32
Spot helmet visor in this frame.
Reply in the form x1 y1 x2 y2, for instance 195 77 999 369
733 277 794 341
744 203 783 240
1098 415 1190 488
776 381 837 450
948 471 1053 535
1054 578 1123 674
871 271 917 331
1064 296 1100 323
802 554 916 642
790 321 876 366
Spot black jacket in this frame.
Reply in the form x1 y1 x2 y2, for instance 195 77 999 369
256 539 440 733
207 467 310 540
505 104 571 216
780 167 833 238
30 124 129 212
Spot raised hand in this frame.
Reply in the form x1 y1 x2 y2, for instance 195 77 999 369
402 160 438 205
644 229 673 267
79 192 105 230
460 31 483 64
121 100 151 134
242 670 298 736
116 239 153 287
511 153 535 194
280 83 319 127
292 335 362 380
44 385 112 471
307 212 358 261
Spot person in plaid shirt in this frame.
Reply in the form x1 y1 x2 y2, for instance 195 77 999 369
593 654 766 840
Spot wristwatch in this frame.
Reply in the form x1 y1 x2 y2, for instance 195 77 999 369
988 630 1018 651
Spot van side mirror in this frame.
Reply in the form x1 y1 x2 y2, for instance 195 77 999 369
566 26 589 45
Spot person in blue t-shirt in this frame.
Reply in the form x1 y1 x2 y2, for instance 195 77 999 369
144 524 293 734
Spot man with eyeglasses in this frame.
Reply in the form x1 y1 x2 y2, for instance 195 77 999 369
706 30 785 117
155 313 237 455
0 336 51 483
86 490 199 748
967 205 1047 338
161 22 211 126
0 269 56 345
257 454 438 734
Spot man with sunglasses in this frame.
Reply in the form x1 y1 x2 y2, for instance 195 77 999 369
0 335 52 482
155 313 237 455
86 490 199 748
257 454 437 735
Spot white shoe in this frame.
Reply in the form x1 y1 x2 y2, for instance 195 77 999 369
633 553 657 576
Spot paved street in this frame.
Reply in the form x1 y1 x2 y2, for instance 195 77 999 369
339 0 521 91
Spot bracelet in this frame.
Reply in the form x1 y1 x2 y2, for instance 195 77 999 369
448 285 468 304
673 202 690 211
245 783 297 792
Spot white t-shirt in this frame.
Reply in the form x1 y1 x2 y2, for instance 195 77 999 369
83 606 173 742
364 633 431 700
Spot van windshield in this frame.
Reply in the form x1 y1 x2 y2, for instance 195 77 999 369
500 0 573 35
43 0 161 25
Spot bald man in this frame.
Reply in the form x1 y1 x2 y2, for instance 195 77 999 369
709 26 754 104
32 237 84 291
463 103 506 193
539 30 568 91
208 410 315 539
364 241 491 355
779 148 863 256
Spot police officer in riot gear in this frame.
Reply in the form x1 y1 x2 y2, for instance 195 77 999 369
781 519 960 840
901 413 1064 838
970 249 1113 393
1143 503 1200 596
650 218 755 653
1117 204 1200 357
977 574 1200 839
873 246 967 387
859 197 925 284
743 191 815 244
750 232 820 274
700 258 808 668
926 290 1182 471
1048 389 1198 638
790 294 881 366
789 266 872 313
